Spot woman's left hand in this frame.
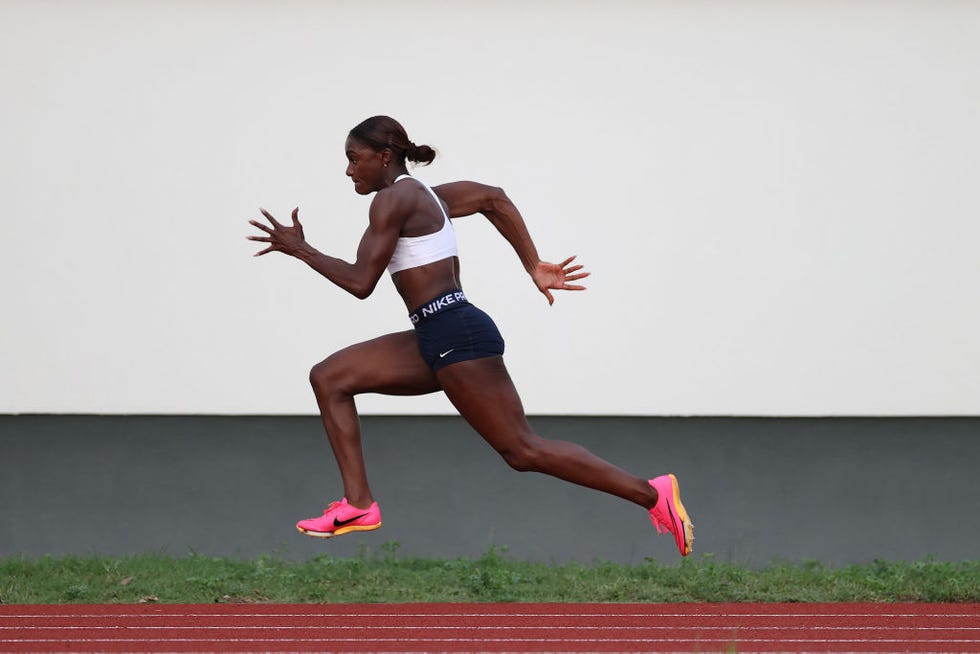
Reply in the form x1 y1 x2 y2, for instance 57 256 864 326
247 208 307 257
531 255 590 305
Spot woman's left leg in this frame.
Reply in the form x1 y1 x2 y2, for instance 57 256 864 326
435 355 658 509
309 330 441 508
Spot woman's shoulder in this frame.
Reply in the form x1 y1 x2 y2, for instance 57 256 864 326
369 178 421 221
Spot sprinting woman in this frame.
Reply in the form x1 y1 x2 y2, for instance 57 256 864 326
247 116 694 556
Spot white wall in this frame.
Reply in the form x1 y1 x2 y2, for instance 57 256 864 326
2 1 978 415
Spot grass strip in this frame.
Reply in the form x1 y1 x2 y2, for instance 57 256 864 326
1 545 977 604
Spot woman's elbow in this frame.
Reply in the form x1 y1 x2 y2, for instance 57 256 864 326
349 282 376 300
484 186 524 222
346 264 384 300
342 275 377 300
485 186 509 212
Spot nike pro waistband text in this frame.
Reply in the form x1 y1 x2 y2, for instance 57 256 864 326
409 290 468 324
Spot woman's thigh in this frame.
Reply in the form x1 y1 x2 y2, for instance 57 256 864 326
435 356 532 446
314 330 441 397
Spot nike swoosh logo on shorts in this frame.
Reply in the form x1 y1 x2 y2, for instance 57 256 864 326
439 349 455 358
334 513 368 528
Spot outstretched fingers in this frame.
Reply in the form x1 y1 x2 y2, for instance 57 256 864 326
248 219 272 235
532 255 591 305
247 207 305 257
246 213 274 255
259 207 282 227
559 256 590 278
559 255 590 288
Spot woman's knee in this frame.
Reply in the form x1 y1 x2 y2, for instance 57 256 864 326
309 355 350 397
498 434 545 473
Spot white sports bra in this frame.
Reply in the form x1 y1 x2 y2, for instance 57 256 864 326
386 174 458 275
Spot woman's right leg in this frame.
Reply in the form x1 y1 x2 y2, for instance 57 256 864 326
309 330 440 509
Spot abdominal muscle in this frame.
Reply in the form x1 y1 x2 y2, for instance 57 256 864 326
391 256 462 312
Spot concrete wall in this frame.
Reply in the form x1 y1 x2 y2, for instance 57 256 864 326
3 1 979 416
3 415 976 565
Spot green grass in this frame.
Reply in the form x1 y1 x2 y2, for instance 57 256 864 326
1 544 976 604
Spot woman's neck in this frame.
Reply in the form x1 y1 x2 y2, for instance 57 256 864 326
383 166 410 187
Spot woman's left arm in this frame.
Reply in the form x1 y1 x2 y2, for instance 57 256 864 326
247 200 401 299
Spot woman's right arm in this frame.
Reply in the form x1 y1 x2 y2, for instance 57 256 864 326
435 182 540 273
433 181 589 304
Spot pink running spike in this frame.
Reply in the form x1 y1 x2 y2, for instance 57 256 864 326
648 474 694 556
296 498 382 538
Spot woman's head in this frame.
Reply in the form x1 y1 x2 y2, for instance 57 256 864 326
347 116 436 167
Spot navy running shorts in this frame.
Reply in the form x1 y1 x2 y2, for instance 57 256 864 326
409 289 505 372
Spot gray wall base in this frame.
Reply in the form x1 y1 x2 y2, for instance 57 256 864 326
2 416 977 565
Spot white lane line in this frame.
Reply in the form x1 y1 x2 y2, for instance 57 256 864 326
3 612 978 619
2 625 978 631
1 637 979 644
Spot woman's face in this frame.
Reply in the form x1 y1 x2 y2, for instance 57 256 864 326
345 136 387 195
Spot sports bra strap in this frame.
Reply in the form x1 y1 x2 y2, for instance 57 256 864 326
394 175 448 220
386 175 457 275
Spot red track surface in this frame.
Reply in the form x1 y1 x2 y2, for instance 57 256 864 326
2 603 978 652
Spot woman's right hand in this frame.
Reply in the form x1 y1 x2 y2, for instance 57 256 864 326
531 256 590 305
247 208 307 257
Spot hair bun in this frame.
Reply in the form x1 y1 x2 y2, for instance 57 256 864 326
348 116 436 166
406 142 437 166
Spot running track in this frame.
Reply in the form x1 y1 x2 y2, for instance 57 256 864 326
1 603 978 652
